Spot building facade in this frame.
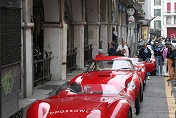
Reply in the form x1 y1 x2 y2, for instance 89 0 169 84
163 0 176 39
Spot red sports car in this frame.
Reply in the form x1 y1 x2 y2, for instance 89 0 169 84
70 56 148 114
130 58 154 90
27 84 135 118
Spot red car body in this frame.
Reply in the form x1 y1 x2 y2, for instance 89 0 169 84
130 58 154 89
69 56 149 114
27 84 135 118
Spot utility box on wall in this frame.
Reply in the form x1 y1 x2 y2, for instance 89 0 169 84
0 0 21 117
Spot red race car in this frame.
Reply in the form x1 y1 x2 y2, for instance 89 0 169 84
27 84 135 118
130 58 154 90
70 56 149 114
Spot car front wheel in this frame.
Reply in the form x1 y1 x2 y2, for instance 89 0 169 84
127 109 132 118
135 95 140 115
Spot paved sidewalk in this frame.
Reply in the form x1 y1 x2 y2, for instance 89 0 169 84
20 69 84 117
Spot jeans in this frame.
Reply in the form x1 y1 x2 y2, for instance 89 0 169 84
163 59 168 76
145 58 150 76
155 56 163 75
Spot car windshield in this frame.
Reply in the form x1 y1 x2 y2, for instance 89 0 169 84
87 60 135 72
130 58 143 63
74 84 122 95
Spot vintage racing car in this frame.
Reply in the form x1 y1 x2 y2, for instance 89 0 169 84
69 56 150 114
27 84 135 118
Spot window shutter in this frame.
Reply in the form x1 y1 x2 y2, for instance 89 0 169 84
175 2 176 13
154 21 156 28
159 9 161 16
167 2 171 13
159 0 161 5
154 0 156 5
154 9 156 16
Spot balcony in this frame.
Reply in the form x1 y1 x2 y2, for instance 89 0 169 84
163 11 176 16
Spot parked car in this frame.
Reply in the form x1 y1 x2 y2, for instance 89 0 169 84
69 56 153 114
26 84 135 118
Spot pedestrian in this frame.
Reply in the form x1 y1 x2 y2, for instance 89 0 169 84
125 42 131 57
96 49 106 58
153 41 163 76
108 42 116 56
168 45 176 81
139 43 151 79
112 27 118 46
117 41 129 57
162 41 172 77
111 49 126 56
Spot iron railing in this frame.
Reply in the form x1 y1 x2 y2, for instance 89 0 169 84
67 48 77 72
33 51 52 86
84 44 93 64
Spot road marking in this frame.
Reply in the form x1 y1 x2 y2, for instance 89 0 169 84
164 77 176 118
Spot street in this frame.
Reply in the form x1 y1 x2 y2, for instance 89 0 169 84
136 76 176 118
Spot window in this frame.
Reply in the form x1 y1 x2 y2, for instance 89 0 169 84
154 20 161 29
154 0 161 5
175 2 176 13
154 9 161 17
166 17 172 24
167 2 171 13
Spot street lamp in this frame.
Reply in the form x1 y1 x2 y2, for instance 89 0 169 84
127 7 135 57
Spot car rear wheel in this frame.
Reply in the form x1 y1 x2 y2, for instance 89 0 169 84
127 109 132 118
135 95 140 115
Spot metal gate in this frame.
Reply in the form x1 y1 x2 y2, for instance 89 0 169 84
0 0 21 118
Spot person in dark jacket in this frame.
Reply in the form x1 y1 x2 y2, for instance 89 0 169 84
139 43 151 79
108 42 116 56
153 41 163 76
111 49 126 56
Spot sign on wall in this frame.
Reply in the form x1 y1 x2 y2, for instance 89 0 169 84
142 26 149 40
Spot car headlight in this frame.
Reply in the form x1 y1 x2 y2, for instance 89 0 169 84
127 81 136 90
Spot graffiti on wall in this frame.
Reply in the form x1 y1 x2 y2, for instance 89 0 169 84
1 63 20 96
1 71 15 95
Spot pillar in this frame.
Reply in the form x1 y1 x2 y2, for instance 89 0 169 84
24 27 33 97
100 25 108 54
74 24 84 69
88 25 99 58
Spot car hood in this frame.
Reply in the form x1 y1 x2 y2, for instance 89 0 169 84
72 70 134 90
27 95 122 118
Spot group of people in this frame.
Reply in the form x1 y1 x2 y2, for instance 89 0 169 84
96 40 130 58
139 41 176 81
96 39 176 81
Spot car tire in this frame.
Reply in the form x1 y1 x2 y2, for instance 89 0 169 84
127 109 132 118
135 95 140 115
143 78 146 91
140 89 143 102
151 70 156 75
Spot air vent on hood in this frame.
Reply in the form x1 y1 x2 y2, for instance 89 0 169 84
98 75 111 77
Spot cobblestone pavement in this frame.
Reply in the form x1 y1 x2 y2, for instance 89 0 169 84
136 76 176 118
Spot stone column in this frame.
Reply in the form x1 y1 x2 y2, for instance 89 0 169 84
24 26 33 97
100 24 108 54
44 28 62 81
88 25 99 58
61 24 67 80
74 24 84 69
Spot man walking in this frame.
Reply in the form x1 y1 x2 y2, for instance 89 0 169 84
117 41 129 57
139 43 151 79
153 41 163 76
